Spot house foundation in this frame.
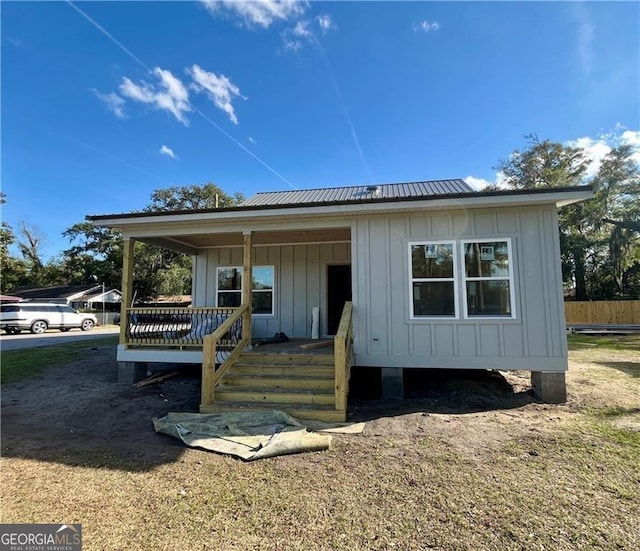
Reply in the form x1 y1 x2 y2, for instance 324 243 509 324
381 367 404 398
118 361 148 384
531 371 567 403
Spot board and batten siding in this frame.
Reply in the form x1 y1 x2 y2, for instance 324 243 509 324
192 243 351 338
352 206 568 372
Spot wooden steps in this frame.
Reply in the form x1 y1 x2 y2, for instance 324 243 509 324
200 402 347 423
202 351 346 422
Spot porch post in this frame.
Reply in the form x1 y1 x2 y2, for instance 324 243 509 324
242 231 253 347
119 237 135 346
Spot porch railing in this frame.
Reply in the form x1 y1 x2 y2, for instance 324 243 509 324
334 301 354 412
123 307 240 348
201 303 250 408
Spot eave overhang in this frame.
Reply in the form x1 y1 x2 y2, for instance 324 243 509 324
86 186 592 252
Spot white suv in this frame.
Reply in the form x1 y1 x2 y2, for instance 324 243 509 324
0 303 98 335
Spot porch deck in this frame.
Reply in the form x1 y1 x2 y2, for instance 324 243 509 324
245 338 334 356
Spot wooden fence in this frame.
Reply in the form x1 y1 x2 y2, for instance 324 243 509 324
565 301 640 325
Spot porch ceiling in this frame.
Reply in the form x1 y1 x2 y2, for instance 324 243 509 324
140 227 351 251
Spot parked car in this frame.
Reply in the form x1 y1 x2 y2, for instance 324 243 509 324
0 303 98 335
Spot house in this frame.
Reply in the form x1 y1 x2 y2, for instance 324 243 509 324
9 284 121 311
88 179 592 421
79 288 123 311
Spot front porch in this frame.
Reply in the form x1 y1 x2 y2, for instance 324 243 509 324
117 300 354 422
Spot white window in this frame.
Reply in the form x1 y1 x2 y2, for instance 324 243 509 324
409 241 458 318
216 266 275 315
462 239 515 318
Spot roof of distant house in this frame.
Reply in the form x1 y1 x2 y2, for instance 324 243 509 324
10 285 102 300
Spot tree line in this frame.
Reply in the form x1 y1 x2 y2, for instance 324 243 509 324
1 184 244 301
1 137 638 302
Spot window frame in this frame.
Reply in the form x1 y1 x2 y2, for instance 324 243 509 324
461 238 516 319
215 265 276 317
408 240 459 319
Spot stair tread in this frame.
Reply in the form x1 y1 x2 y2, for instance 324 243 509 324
226 372 335 380
203 401 340 411
217 386 334 394
200 403 347 422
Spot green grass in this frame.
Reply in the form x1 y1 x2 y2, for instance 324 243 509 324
1 337 118 383
567 333 640 351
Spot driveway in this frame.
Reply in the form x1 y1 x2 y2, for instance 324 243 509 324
0 326 120 351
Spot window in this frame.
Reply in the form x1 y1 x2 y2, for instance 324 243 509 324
217 268 242 307
216 266 275 315
463 239 514 318
409 242 457 317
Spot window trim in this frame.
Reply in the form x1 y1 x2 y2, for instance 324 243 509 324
408 240 459 319
216 265 276 317
461 238 516 320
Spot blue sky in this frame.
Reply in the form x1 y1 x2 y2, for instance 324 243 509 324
2 1 639 260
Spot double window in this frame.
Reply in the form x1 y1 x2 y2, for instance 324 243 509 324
216 266 275 315
409 239 515 319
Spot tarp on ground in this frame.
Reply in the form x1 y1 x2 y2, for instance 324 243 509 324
153 410 342 461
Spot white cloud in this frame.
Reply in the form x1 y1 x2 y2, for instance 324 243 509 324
570 3 595 76
292 20 311 38
92 90 127 119
160 145 177 159
567 136 611 178
119 67 191 124
316 14 334 33
464 176 493 190
281 38 303 52
415 19 440 33
249 136 257 144
464 173 509 190
202 0 308 29
474 128 640 190
188 65 246 125
6 36 22 47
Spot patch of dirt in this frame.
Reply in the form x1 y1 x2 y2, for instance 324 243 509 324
1 341 639 469
1 343 201 466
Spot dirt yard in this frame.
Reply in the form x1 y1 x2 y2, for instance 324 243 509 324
1 337 639 550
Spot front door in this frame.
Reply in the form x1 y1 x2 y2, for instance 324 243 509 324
327 264 352 335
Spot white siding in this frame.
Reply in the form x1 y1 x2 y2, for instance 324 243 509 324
353 206 568 372
193 244 351 338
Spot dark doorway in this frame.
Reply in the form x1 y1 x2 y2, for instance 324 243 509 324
327 264 352 335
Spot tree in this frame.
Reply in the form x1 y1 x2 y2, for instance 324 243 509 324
58 182 244 302
590 145 640 297
61 222 123 289
145 183 244 212
0 194 30 292
495 135 640 300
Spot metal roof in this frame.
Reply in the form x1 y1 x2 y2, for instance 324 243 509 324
240 179 472 207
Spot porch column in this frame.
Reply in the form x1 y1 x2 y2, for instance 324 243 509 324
242 231 252 347
119 237 135 346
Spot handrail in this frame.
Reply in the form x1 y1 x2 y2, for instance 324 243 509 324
201 303 250 408
334 301 354 412
123 306 238 348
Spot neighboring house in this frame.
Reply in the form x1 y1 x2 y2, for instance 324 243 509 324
88 179 592 421
10 285 121 310
80 289 123 310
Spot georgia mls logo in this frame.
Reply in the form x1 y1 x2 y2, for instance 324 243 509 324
0 523 82 551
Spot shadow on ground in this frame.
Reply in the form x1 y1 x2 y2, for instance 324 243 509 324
348 366 537 422
2 344 536 472
594 361 640 378
1 343 201 473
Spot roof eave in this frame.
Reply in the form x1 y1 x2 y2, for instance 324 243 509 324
87 186 593 229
